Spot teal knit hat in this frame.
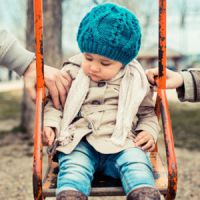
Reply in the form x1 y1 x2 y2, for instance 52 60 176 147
77 3 141 65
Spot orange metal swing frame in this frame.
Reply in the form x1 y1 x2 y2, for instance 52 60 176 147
32 0 177 199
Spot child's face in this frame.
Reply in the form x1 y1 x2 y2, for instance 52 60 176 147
81 53 123 82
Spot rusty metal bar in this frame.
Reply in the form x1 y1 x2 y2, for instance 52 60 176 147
159 0 166 89
158 0 178 199
33 0 45 199
33 89 44 200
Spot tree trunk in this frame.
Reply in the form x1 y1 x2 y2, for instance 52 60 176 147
43 0 63 67
21 0 62 137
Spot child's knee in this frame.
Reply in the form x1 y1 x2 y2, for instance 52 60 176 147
57 155 94 196
57 143 97 196
116 148 155 194
117 148 153 175
57 173 92 196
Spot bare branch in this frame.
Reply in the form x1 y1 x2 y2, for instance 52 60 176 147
91 0 107 5
92 0 100 4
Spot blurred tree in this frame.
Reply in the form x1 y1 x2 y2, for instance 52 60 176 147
115 0 155 46
179 0 187 29
43 0 63 67
21 0 63 136
92 0 106 4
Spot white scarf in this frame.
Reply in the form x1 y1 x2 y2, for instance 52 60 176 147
57 60 149 146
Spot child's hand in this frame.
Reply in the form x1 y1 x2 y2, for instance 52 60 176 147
134 131 155 152
43 127 56 146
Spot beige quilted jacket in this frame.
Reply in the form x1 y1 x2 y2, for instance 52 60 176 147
44 54 160 154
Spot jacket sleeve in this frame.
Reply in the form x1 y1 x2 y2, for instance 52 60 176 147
0 29 35 76
44 59 80 134
135 86 160 142
44 97 63 135
177 69 200 102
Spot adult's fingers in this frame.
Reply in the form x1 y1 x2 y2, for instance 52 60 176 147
59 73 72 91
61 71 72 85
26 86 36 102
23 60 37 102
146 71 155 84
56 72 72 107
24 76 36 102
47 83 60 109
59 72 72 107
55 80 67 108
145 68 158 85
44 68 72 109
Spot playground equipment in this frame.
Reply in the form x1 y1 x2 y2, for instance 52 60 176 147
33 0 177 199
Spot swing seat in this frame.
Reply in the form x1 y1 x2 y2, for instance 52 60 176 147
42 152 168 197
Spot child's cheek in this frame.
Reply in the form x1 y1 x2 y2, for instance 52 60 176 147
81 64 88 75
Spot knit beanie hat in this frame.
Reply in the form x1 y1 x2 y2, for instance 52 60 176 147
77 3 141 65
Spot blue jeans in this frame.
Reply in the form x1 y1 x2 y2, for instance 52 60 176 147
57 141 155 196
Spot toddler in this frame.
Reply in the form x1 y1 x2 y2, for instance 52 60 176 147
44 3 160 200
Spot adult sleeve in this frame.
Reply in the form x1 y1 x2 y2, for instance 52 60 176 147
0 29 35 76
177 69 200 102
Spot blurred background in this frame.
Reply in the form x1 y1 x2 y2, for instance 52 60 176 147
0 0 200 199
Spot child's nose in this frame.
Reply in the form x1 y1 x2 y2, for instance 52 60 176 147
90 64 100 72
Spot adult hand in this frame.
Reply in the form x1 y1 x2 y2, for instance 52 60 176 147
145 67 184 89
23 60 72 109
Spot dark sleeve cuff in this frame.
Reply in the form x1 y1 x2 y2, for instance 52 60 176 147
176 71 195 102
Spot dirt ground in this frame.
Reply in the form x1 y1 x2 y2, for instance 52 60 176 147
0 131 200 200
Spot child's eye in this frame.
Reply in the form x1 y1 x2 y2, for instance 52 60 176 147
85 57 93 61
101 62 111 66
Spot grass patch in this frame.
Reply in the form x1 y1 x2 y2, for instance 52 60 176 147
169 102 200 150
0 90 22 120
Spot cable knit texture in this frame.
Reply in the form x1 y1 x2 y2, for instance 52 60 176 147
77 3 141 65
